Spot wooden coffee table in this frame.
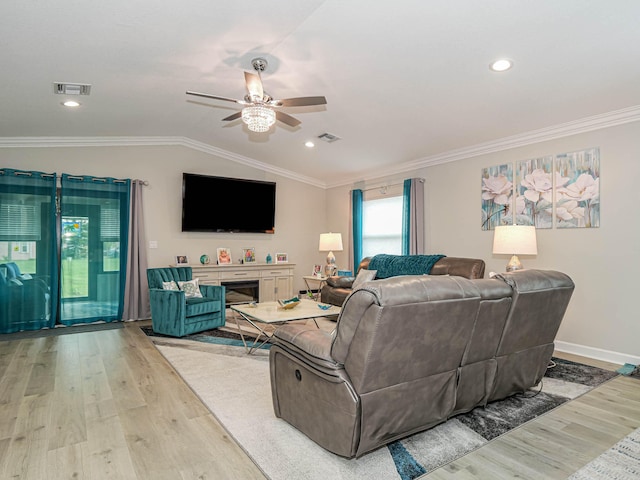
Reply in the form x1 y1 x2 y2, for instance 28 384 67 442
230 299 341 354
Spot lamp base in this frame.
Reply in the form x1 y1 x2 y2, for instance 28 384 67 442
325 251 337 277
505 255 523 272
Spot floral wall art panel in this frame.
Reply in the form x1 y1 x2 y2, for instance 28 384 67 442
516 156 553 228
555 147 600 228
481 163 513 230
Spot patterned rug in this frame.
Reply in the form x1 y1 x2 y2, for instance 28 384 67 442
140 325 269 349
568 426 640 479
154 340 619 480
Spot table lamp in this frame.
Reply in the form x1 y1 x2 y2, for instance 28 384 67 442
492 225 537 271
319 232 343 277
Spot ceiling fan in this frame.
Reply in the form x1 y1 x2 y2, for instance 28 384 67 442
186 58 327 132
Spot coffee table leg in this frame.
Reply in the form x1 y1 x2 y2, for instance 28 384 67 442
233 310 272 354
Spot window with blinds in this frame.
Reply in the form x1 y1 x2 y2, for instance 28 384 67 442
0 203 41 240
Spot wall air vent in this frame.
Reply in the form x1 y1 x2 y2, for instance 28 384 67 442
317 132 341 143
53 83 92 95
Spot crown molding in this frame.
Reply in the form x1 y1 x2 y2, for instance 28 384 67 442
2 105 639 190
0 135 327 188
326 104 640 188
178 137 326 188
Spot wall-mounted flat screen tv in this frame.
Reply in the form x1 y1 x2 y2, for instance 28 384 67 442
182 173 276 233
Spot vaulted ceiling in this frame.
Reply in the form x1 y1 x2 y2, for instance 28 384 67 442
2 0 639 187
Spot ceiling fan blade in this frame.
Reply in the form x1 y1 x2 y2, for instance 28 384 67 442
221 111 242 122
186 91 244 104
273 96 327 107
275 111 301 127
244 72 264 101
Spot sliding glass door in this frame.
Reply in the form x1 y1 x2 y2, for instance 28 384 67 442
59 174 130 326
1 170 131 332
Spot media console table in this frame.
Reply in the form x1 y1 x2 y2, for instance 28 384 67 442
176 263 295 305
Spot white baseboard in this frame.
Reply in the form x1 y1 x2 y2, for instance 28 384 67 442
555 340 640 367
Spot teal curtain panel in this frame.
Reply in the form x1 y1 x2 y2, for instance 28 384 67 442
0 169 58 334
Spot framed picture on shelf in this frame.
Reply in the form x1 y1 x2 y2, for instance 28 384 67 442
242 248 256 264
312 264 322 277
275 253 288 264
217 248 232 265
176 255 189 265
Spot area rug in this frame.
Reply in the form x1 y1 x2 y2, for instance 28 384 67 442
568 426 640 480
155 342 618 480
140 325 270 350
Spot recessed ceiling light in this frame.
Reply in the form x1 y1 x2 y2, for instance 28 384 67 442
63 100 81 107
305 141 315 148
490 59 513 72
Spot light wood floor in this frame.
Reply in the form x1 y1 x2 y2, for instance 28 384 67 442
0 322 638 480
0 322 265 480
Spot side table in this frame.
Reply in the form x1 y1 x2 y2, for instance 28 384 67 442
302 275 327 301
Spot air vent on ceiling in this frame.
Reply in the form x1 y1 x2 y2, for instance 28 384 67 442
317 132 341 143
53 83 92 96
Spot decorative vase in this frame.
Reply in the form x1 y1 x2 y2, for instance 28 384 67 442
200 254 210 265
266 253 272 264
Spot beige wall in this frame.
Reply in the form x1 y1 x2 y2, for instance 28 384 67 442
3 121 639 363
327 121 640 365
0 144 327 295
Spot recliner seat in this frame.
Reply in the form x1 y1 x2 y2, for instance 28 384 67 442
270 269 574 458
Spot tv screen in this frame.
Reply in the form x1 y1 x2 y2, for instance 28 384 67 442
182 173 276 233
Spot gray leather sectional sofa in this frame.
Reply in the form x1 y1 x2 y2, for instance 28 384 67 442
270 269 574 458
320 256 486 306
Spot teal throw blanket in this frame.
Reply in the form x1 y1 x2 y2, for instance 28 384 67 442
368 254 446 279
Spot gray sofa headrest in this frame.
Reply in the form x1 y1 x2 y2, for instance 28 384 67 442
361 274 481 306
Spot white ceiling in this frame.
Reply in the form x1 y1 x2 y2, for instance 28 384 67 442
2 0 640 187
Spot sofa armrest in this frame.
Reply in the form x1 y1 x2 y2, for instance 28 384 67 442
327 276 355 288
272 324 341 370
430 257 486 279
149 288 186 319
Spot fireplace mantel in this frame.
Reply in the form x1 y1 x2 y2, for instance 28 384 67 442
174 263 295 303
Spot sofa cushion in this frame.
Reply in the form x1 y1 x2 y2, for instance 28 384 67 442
352 269 377 289
368 254 446 279
162 280 179 291
178 278 203 298
185 297 221 317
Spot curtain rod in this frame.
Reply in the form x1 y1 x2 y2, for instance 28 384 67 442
356 177 424 193
0 170 56 178
1 170 149 186
64 175 128 184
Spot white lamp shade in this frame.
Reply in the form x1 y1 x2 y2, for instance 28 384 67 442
492 225 537 255
319 233 343 252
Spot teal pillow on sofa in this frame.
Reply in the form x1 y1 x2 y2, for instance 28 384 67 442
368 254 445 279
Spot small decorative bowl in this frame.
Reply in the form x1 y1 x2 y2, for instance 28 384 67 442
278 297 301 310
317 303 332 310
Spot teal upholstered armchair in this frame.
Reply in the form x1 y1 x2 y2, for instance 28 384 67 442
147 267 225 337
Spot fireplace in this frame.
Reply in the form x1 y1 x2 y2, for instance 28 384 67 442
222 280 259 307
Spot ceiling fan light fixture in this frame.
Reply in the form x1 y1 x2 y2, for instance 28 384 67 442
242 105 275 132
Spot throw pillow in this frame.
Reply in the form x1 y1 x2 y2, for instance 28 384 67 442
162 281 179 291
352 269 377 290
178 278 203 298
